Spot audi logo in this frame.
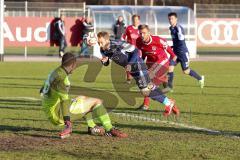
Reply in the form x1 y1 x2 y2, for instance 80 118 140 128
198 20 240 45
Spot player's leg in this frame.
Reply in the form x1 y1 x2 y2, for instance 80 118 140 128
63 37 67 53
59 36 65 57
131 61 179 116
71 96 127 138
138 96 150 110
59 98 73 139
140 84 179 116
91 101 128 138
186 68 204 89
42 97 72 139
59 120 72 139
138 62 170 111
151 62 171 92
180 53 204 88
42 97 65 126
69 96 105 135
57 96 100 138
83 112 106 136
168 60 176 90
84 97 112 132
126 70 132 84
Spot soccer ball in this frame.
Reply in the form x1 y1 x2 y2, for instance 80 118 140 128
87 32 98 46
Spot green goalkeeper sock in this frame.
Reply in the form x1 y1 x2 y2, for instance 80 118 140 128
84 113 96 128
92 104 113 132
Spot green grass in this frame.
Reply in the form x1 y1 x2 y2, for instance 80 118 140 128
4 46 240 56
0 61 240 159
5 47 93 56
198 47 240 55
197 47 240 52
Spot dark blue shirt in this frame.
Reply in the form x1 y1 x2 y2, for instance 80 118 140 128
100 40 139 67
169 24 189 55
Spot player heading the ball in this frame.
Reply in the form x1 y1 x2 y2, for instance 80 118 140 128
97 31 180 117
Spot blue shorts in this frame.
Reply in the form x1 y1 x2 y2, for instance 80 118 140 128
170 52 190 70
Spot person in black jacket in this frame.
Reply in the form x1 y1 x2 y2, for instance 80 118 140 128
55 14 67 57
80 17 94 57
113 16 126 40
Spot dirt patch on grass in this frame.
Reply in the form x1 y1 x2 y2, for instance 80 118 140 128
0 132 126 152
0 134 62 151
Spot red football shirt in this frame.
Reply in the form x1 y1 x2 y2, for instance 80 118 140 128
136 35 176 67
122 25 139 46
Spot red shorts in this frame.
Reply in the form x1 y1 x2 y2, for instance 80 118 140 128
147 60 169 86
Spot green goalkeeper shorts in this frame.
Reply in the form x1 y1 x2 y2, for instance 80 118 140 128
42 95 102 126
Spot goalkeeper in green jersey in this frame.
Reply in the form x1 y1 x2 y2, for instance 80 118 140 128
40 52 127 139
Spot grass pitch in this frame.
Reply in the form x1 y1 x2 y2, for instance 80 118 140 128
0 61 240 160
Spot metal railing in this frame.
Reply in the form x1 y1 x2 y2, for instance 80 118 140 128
4 1 86 17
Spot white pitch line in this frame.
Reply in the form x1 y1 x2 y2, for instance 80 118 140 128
113 112 240 139
0 96 239 139
0 97 41 101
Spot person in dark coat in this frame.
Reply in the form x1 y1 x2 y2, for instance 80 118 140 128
80 17 94 57
55 14 67 57
113 16 126 40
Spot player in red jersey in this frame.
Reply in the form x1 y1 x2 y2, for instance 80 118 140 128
136 24 178 112
122 14 140 46
122 15 141 84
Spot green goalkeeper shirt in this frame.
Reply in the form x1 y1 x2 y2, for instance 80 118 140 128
41 66 71 125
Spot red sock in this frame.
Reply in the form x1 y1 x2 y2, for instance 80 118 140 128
143 97 150 107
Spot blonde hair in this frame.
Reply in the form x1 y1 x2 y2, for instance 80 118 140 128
97 31 110 40
138 24 150 31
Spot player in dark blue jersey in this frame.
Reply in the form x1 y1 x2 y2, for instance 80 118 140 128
96 31 180 116
168 12 204 90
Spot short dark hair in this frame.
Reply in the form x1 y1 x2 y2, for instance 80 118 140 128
132 14 140 20
97 31 110 39
61 52 76 67
168 12 177 18
138 24 149 31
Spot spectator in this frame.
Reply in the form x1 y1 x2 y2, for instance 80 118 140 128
55 14 67 57
80 17 94 57
113 16 126 40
